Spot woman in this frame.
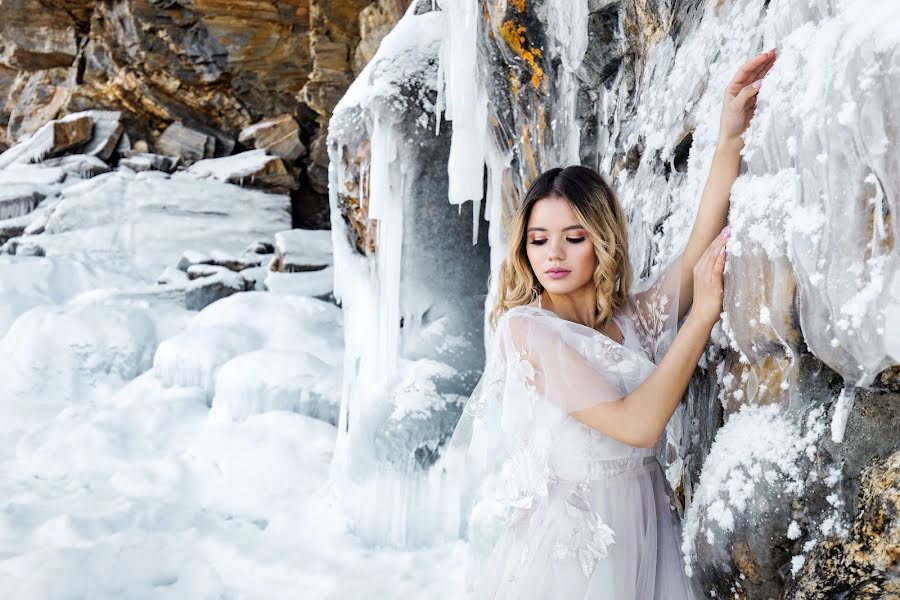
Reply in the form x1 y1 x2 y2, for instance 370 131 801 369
439 50 777 599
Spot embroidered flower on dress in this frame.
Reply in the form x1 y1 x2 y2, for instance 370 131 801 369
496 445 551 513
631 277 672 362
551 483 616 577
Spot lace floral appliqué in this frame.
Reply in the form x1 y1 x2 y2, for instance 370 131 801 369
631 276 671 363
551 482 616 577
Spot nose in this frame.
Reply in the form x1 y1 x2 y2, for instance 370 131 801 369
547 237 565 261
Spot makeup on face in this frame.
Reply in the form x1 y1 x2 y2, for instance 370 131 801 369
525 197 597 293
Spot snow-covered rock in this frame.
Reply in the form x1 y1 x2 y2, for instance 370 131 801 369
0 187 44 220
154 293 343 415
264 266 334 298
0 168 291 282
40 154 110 178
210 349 340 425
119 152 179 173
271 228 332 272
154 121 220 166
238 114 305 161
185 150 296 193
0 113 93 169
183 269 247 310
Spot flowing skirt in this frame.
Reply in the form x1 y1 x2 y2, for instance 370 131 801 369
471 459 699 600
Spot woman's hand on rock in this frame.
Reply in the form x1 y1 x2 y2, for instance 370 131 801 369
690 226 731 326
719 49 776 145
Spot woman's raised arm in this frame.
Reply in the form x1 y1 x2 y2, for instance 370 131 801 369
573 230 729 447
676 49 776 321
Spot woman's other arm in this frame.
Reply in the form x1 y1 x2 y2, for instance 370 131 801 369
676 50 776 321
572 229 729 447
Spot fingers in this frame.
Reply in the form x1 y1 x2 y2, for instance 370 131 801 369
731 53 769 86
695 228 731 279
746 49 777 83
714 237 727 276
728 49 777 94
755 53 776 81
734 82 761 108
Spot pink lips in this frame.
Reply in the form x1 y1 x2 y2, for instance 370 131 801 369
546 268 570 279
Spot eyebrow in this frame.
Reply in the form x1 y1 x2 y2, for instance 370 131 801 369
526 225 586 233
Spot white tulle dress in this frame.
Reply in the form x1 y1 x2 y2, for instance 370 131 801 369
438 253 700 599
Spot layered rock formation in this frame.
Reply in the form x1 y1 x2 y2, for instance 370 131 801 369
0 0 412 227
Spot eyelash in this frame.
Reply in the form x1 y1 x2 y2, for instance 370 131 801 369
529 237 586 246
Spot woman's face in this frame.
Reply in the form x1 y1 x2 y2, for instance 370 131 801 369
525 195 597 296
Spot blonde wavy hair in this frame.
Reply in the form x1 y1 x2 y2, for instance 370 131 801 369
487 165 632 333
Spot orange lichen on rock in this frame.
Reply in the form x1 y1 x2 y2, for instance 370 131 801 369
508 68 520 96
511 0 525 12
499 20 544 89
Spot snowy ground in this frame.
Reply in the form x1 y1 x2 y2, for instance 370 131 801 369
0 164 467 599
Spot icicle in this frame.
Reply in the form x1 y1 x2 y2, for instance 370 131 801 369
437 0 488 207
830 384 855 444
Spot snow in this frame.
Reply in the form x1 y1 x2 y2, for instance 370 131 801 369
185 149 275 182
10 169 291 283
790 554 805 575
273 228 333 269
264 266 335 297
680 404 827 577
0 142 467 596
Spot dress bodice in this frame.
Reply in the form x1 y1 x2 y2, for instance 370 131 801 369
518 299 662 482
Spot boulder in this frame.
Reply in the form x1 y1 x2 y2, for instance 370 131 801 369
3 239 46 256
238 114 305 161
154 122 217 166
0 188 44 220
184 269 248 311
186 263 230 281
40 154 110 178
206 249 263 272
185 150 297 193
4 67 75 142
264 266 334 299
176 249 212 272
270 228 332 273
79 110 124 160
0 113 93 169
0 222 26 245
244 240 275 255
119 153 179 173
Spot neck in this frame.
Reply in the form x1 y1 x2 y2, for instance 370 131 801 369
540 288 597 328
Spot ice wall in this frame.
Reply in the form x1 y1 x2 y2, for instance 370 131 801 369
326 0 491 547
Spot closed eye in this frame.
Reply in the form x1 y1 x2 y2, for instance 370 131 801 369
529 237 586 246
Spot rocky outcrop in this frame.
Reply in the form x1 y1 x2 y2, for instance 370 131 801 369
0 0 414 227
786 451 900 599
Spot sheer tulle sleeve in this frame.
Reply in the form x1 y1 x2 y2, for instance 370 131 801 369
437 306 659 541
621 252 684 365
